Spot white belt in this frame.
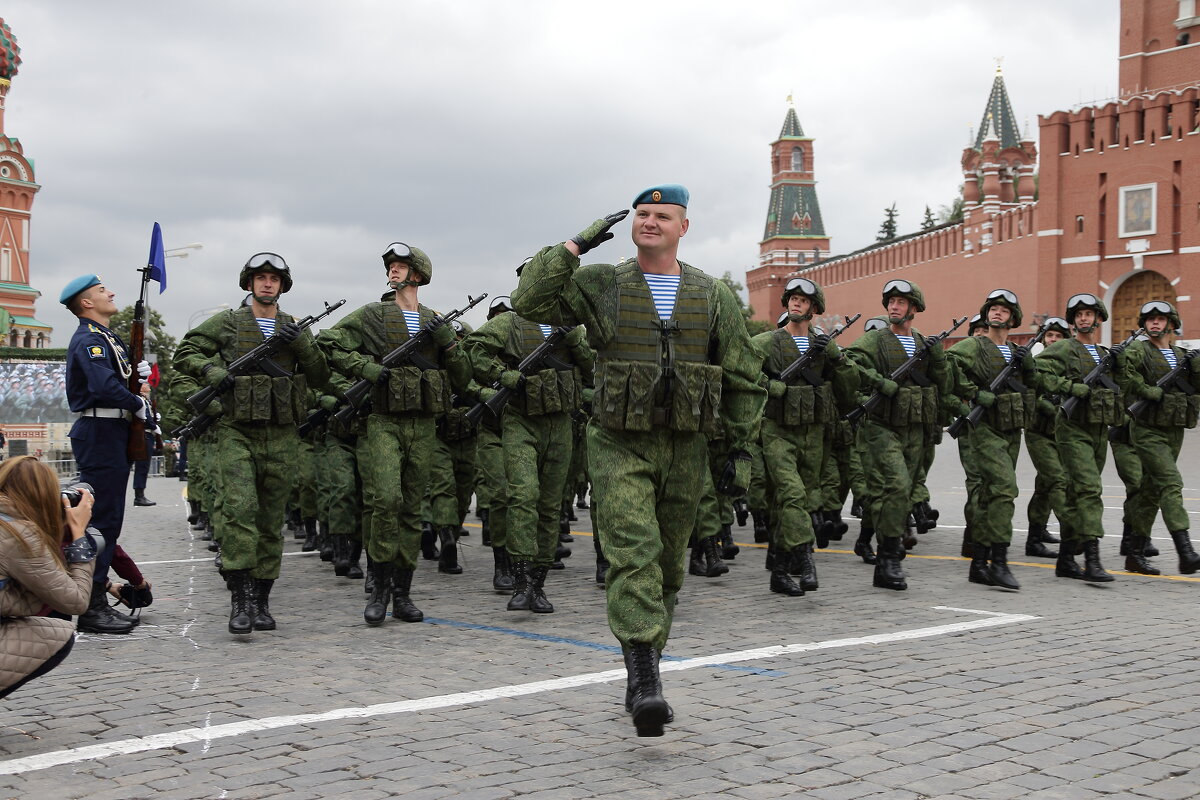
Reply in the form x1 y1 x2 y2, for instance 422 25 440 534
78 407 132 421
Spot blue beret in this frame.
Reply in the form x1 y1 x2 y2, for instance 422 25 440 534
60 274 102 305
632 183 689 209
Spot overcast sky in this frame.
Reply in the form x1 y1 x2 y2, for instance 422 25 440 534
5 0 1118 344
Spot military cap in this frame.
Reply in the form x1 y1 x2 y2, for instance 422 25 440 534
60 274 102 305
632 184 689 208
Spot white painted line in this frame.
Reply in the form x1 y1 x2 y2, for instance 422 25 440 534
0 607 1036 776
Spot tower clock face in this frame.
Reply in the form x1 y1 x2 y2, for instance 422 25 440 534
0 154 28 181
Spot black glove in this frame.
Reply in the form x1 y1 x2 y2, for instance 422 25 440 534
1109 342 1126 358
811 333 832 351
277 322 301 344
428 316 456 348
570 210 629 256
715 450 752 497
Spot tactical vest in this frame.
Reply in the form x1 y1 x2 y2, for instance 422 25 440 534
1134 345 1200 429
505 315 583 416
763 329 836 427
439 406 478 441
219 308 307 425
592 261 722 434
974 338 1035 432
869 330 938 426
1063 340 1125 426
369 303 452 416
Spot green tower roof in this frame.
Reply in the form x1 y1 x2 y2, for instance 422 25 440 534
973 69 1021 151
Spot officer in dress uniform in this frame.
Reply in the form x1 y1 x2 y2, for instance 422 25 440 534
62 274 152 635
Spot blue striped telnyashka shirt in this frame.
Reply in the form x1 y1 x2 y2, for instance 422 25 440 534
539 324 553 338
996 343 1013 363
792 336 810 354
402 310 421 336
643 273 681 320
1161 348 1178 369
256 318 276 339
1084 344 1102 364
894 334 917 358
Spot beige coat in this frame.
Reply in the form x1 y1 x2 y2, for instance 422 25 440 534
0 504 94 690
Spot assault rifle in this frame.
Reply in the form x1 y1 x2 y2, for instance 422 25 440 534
773 313 861 385
946 321 1052 439
844 316 969 426
175 299 346 439
1126 347 1200 419
332 293 488 426
1058 327 1145 420
463 325 577 425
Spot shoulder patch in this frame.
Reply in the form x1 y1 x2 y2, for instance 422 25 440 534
88 345 107 359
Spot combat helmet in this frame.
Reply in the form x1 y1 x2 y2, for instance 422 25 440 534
967 314 986 335
489 295 513 320
863 315 889 332
980 288 1023 329
381 242 432 286
780 276 826 314
1136 300 1181 333
1043 316 1071 337
881 279 925 313
239 253 293 293
1064 292 1108 327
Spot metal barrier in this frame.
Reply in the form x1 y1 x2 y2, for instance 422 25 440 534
44 456 166 480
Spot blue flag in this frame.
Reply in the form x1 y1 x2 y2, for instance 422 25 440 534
147 222 166 293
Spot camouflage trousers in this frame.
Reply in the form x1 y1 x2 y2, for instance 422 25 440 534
210 421 296 579
692 459 721 543
504 411 572 566
1110 434 1143 528
321 431 362 541
1024 429 1067 529
563 414 589 508
429 432 477 528
589 423 706 652
289 435 319 520
360 413 436 568
186 433 215 516
760 418 822 550
958 423 1020 546
856 419 924 541
747 441 767 510
475 424 508 549
1054 417 1108 540
957 432 981 537
911 426 940 506
1129 422 1188 536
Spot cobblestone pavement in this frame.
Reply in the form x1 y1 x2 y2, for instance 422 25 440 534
1 435 1198 800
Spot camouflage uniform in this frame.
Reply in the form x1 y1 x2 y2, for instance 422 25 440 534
512 247 764 652
466 312 594 609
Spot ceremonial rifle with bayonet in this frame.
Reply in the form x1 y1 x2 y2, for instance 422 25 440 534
1126 347 1200 419
844 316 969 425
463 324 577 426
174 299 346 439
329 293 488 426
946 320 1052 440
1057 327 1145 420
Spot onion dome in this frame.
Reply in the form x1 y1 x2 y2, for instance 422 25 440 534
0 20 21 82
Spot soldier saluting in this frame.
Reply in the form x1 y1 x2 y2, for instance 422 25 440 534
512 185 765 737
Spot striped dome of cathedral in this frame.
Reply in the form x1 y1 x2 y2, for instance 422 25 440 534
0 20 21 81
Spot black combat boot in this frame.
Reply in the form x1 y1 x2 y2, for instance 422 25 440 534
319 521 334 562
594 535 609 587
1081 539 1115 583
302 518 318 552
345 538 364 579
702 535 729 577
1144 534 1160 557
528 565 554 613
193 510 209 532
253 578 277 630
751 509 769 543
872 538 907 591
902 519 918 551
688 542 708 577
626 644 670 737
853 527 877 565
437 526 462 574
1025 526 1058 558
133 489 155 507
364 555 374 594
1125 537 1161 575
968 542 993 585
565 502 577 523
576 489 588 510
1169 530 1200 574
719 524 739 559
764 541 775 571
910 502 932 534
333 535 351 576
421 523 439 560
226 570 256 635
507 561 532 611
560 509 572 539
392 568 424 622
287 509 303 540
198 514 214 542
826 509 848 541
186 500 200 524
77 582 135 635
480 508 491 547
1029 521 1060 544
769 558 804 596
364 561 391 626
1055 538 1084 579
987 544 1020 590
1119 523 1134 556
554 541 571 563
492 547 514 592
733 498 750 527
624 649 674 723
792 544 818 592
812 512 831 549
850 498 863 518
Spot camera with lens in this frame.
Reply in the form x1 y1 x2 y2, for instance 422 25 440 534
60 482 95 508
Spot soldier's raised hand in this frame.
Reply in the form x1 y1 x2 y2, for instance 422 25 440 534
571 210 629 255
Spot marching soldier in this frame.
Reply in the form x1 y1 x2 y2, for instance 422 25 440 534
512 184 765 737
1117 300 1200 575
174 253 331 634
1022 317 1069 559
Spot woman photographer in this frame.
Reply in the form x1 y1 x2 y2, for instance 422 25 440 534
0 456 98 699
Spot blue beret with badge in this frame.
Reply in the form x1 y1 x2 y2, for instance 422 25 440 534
60 274 102 305
632 184 689 209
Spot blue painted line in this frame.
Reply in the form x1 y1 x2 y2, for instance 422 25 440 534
422 617 786 677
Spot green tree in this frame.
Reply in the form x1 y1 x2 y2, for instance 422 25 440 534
877 203 898 242
109 305 177 369
719 270 772 336
921 205 936 231
938 185 965 224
